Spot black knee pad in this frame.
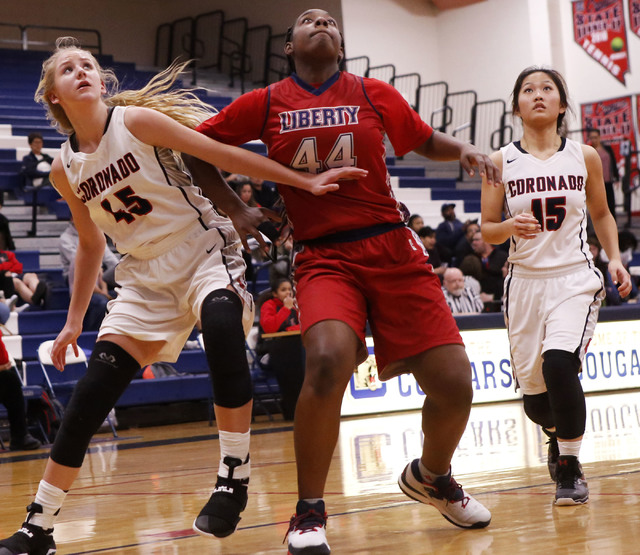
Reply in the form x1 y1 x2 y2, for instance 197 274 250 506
200 289 252 409
542 349 585 440
523 392 554 429
51 341 140 467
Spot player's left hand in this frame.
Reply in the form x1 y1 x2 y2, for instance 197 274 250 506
305 167 368 196
460 144 501 186
608 259 632 298
228 203 281 253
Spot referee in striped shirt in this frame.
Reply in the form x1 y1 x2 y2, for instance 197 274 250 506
441 267 485 315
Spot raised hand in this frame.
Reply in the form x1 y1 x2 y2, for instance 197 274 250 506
460 144 501 186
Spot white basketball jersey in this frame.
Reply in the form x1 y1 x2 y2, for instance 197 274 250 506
60 106 226 259
501 138 593 271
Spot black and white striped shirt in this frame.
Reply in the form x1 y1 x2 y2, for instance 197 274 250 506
441 286 485 314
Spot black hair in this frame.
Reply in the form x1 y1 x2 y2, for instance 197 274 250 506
417 226 435 238
28 132 44 144
271 277 292 293
285 13 346 74
511 66 571 132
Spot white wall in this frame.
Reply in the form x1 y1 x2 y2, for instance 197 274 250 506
341 0 441 78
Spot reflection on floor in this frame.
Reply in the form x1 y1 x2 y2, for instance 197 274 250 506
339 391 640 495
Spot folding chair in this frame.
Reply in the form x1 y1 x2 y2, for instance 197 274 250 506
0 356 50 448
245 327 282 421
37 340 118 438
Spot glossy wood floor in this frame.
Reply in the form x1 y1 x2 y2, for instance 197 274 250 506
2 390 640 554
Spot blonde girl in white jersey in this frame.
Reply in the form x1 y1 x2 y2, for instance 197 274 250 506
0 37 366 555
480 67 631 506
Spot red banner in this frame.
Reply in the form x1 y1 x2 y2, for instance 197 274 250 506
581 96 637 171
572 0 629 84
631 0 640 37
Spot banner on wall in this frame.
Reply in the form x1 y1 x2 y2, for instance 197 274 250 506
631 0 640 37
341 319 640 417
572 0 630 84
581 96 637 170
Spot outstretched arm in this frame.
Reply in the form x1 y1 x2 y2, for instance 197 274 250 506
413 131 501 186
125 107 367 195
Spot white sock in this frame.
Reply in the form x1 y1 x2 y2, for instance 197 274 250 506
418 460 450 482
218 430 250 481
558 439 582 458
29 480 67 530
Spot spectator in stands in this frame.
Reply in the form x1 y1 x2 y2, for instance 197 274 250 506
587 129 619 221
193 9 498 552
453 219 479 266
259 277 304 421
235 182 259 208
408 213 424 233
59 218 119 290
0 232 49 309
464 230 508 310
0 324 42 451
20 132 54 189
458 254 482 296
441 267 484 315
599 230 639 302
417 226 447 277
435 203 464 255
249 177 279 209
586 235 621 306
0 37 361 555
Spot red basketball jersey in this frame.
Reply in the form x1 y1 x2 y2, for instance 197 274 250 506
197 71 433 241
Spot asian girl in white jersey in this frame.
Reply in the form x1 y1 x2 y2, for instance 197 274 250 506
0 37 366 555
480 67 631 506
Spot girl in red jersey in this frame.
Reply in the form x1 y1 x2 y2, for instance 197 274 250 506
192 9 501 554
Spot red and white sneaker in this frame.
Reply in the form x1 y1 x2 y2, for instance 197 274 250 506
285 499 330 555
398 459 491 529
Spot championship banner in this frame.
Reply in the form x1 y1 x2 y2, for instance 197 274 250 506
631 0 640 37
581 96 637 171
573 0 629 84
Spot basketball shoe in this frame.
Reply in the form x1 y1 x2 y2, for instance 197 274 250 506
0 503 56 555
285 499 330 555
398 459 491 528
192 456 249 538
554 455 589 505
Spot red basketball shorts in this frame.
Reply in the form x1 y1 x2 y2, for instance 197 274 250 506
293 226 462 378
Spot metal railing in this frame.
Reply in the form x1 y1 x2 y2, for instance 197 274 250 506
0 23 102 54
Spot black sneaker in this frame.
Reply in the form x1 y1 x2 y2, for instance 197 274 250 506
555 455 589 505
285 500 330 555
0 522 56 555
10 434 42 451
192 456 249 538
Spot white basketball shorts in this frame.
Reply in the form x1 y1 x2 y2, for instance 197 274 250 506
503 263 605 395
98 223 254 362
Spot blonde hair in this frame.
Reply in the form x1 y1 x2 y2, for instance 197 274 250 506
35 37 216 135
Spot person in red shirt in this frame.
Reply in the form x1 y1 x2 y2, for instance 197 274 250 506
0 246 48 308
259 278 303 421
192 9 500 553
260 278 300 333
